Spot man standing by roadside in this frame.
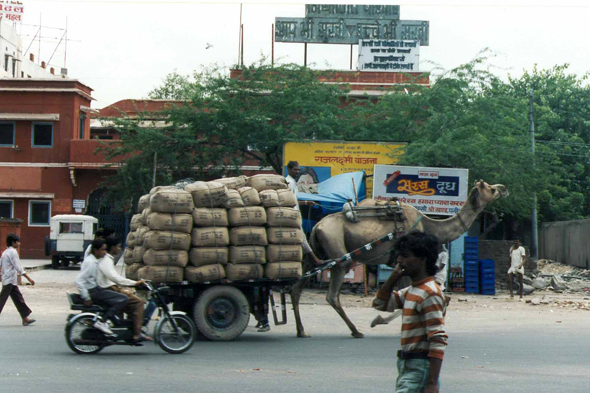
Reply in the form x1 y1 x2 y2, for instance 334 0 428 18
373 231 448 393
508 239 526 299
0 234 36 326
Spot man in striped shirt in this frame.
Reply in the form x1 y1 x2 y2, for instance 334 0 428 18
373 231 448 393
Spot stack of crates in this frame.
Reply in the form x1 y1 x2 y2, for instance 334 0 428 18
464 236 479 293
479 259 496 295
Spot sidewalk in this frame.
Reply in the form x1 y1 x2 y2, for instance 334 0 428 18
21 259 52 271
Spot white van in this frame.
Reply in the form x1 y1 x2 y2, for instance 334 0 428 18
45 215 98 269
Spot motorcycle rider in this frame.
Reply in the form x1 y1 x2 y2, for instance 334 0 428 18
75 238 128 335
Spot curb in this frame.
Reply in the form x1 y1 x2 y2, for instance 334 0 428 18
25 264 52 273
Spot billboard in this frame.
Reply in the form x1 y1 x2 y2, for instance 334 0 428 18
0 1 24 22
283 141 406 198
372 165 469 216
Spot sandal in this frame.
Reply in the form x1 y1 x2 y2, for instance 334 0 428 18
132 333 153 342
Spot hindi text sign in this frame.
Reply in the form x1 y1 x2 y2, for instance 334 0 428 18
0 1 24 22
358 39 419 72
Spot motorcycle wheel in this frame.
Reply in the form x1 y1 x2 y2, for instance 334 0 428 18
155 314 197 354
65 315 106 355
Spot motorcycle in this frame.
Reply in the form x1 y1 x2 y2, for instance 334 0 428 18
65 281 196 354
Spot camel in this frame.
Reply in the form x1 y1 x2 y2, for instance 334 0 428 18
290 180 508 338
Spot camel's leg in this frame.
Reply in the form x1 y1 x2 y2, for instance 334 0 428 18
291 257 315 338
325 262 364 338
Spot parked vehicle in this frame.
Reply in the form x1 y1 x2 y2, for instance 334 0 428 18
45 215 98 269
65 281 196 354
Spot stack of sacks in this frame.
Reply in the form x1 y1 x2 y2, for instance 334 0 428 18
137 188 194 283
184 181 230 283
227 204 268 281
124 197 149 279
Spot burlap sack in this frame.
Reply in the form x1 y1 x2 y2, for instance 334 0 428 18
264 262 302 279
189 247 228 267
132 245 146 263
126 231 136 249
150 189 194 213
266 207 302 228
138 266 184 283
137 194 150 213
185 265 226 283
226 263 264 281
134 226 149 246
213 176 247 190
124 248 135 264
143 249 189 267
146 212 193 233
149 185 176 194
125 263 144 280
230 227 268 246
191 227 230 247
246 174 288 191
266 245 303 263
192 208 229 227
229 246 266 264
143 231 191 251
259 189 298 207
184 181 228 207
228 206 267 227
238 187 261 206
130 214 142 231
224 189 245 208
141 208 152 225
267 227 304 245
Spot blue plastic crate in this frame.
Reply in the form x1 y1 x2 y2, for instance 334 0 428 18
480 278 495 286
479 259 494 269
464 236 479 245
465 286 479 293
480 272 495 280
465 277 479 285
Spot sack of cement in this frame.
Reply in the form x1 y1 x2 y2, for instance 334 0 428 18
265 262 302 279
141 208 152 225
226 263 264 281
137 194 150 213
185 265 226 283
224 189 245 208
230 227 268 246
149 185 176 194
228 206 267 227
213 176 247 190
192 208 229 227
143 231 191 251
124 248 135 264
267 227 304 245
238 186 261 206
259 189 297 207
191 227 230 247
185 181 228 208
132 245 146 263
189 247 229 267
143 249 189 267
125 263 144 280
138 265 184 283
130 214 142 231
267 245 303 263
126 231 136 249
150 189 194 214
146 212 193 233
266 207 302 228
246 174 288 192
134 226 150 246
229 246 266 264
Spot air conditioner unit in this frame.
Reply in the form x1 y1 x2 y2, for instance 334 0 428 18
60 68 68 76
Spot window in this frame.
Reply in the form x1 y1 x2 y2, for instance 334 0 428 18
59 222 83 234
0 122 14 147
78 113 86 139
32 123 53 147
29 200 51 226
0 200 13 218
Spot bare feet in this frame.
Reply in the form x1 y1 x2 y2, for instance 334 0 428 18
22 318 36 326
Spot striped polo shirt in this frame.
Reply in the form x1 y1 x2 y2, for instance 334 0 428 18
374 277 448 360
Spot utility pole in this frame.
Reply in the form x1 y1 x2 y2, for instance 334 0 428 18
529 89 539 260
152 152 158 188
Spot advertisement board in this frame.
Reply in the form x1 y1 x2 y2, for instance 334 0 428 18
358 39 419 72
0 1 24 22
372 165 469 216
283 141 406 198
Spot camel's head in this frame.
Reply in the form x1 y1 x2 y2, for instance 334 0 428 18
471 180 509 205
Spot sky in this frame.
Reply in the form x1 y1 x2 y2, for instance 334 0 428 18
16 0 590 108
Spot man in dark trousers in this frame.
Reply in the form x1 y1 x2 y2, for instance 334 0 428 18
0 234 36 326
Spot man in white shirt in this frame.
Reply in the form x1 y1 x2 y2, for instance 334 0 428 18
508 239 526 299
84 228 114 260
0 234 36 326
285 161 323 265
99 236 150 342
75 238 128 335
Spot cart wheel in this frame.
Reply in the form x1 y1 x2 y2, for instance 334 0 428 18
52 256 60 270
193 285 250 341
61 259 71 268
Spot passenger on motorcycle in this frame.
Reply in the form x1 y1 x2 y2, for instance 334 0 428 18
74 238 128 336
98 236 152 342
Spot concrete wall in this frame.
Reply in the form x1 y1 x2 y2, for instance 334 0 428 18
539 219 590 269
479 240 537 277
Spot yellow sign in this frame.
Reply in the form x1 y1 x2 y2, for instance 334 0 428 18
283 140 406 198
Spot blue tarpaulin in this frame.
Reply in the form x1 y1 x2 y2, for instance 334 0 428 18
297 171 365 205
